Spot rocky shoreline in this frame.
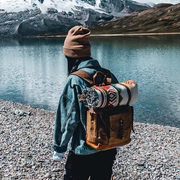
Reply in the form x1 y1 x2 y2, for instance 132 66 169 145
0 99 179 180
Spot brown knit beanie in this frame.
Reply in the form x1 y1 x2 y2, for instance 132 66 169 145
63 26 91 58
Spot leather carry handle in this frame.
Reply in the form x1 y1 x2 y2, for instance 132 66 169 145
120 83 131 105
71 69 112 86
93 71 107 85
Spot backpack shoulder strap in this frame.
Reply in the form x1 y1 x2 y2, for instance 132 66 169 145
71 70 94 85
71 68 112 85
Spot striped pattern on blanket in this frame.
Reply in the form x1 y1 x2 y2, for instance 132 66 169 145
79 82 138 109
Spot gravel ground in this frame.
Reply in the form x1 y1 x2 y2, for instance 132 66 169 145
0 99 180 180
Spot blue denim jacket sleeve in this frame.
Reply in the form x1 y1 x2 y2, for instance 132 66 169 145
53 75 84 153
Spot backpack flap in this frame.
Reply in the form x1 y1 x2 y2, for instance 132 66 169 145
86 108 109 150
86 105 134 151
108 106 134 148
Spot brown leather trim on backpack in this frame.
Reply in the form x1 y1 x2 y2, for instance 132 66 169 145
71 70 94 85
102 68 112 84
93 71 107 85
71 68 112 86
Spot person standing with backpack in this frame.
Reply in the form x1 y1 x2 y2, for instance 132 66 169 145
53 26 119 180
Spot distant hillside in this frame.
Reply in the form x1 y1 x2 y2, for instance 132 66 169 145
90 3 180 34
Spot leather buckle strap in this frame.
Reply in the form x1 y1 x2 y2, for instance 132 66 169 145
93 71 107 85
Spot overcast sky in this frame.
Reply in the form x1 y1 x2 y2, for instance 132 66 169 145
136 0 179 4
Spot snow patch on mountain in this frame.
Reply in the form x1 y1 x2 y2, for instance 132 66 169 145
0 0 105 13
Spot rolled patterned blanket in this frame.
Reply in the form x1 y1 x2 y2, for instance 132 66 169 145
79 82 138 109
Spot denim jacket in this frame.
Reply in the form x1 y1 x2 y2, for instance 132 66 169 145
53 59 118 155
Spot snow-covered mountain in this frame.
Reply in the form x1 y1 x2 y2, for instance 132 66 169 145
0 0 151 37
0 0 150 14
0 0 102 13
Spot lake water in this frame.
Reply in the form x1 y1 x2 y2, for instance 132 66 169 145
0 36 180 128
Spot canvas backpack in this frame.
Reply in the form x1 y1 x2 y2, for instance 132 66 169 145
71 69 134 151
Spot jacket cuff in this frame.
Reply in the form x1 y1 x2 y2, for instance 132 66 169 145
53 144 67 153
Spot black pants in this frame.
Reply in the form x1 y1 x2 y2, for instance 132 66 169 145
64 149 117 180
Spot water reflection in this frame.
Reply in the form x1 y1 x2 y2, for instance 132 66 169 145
0 36 180 127
0 38 67 110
